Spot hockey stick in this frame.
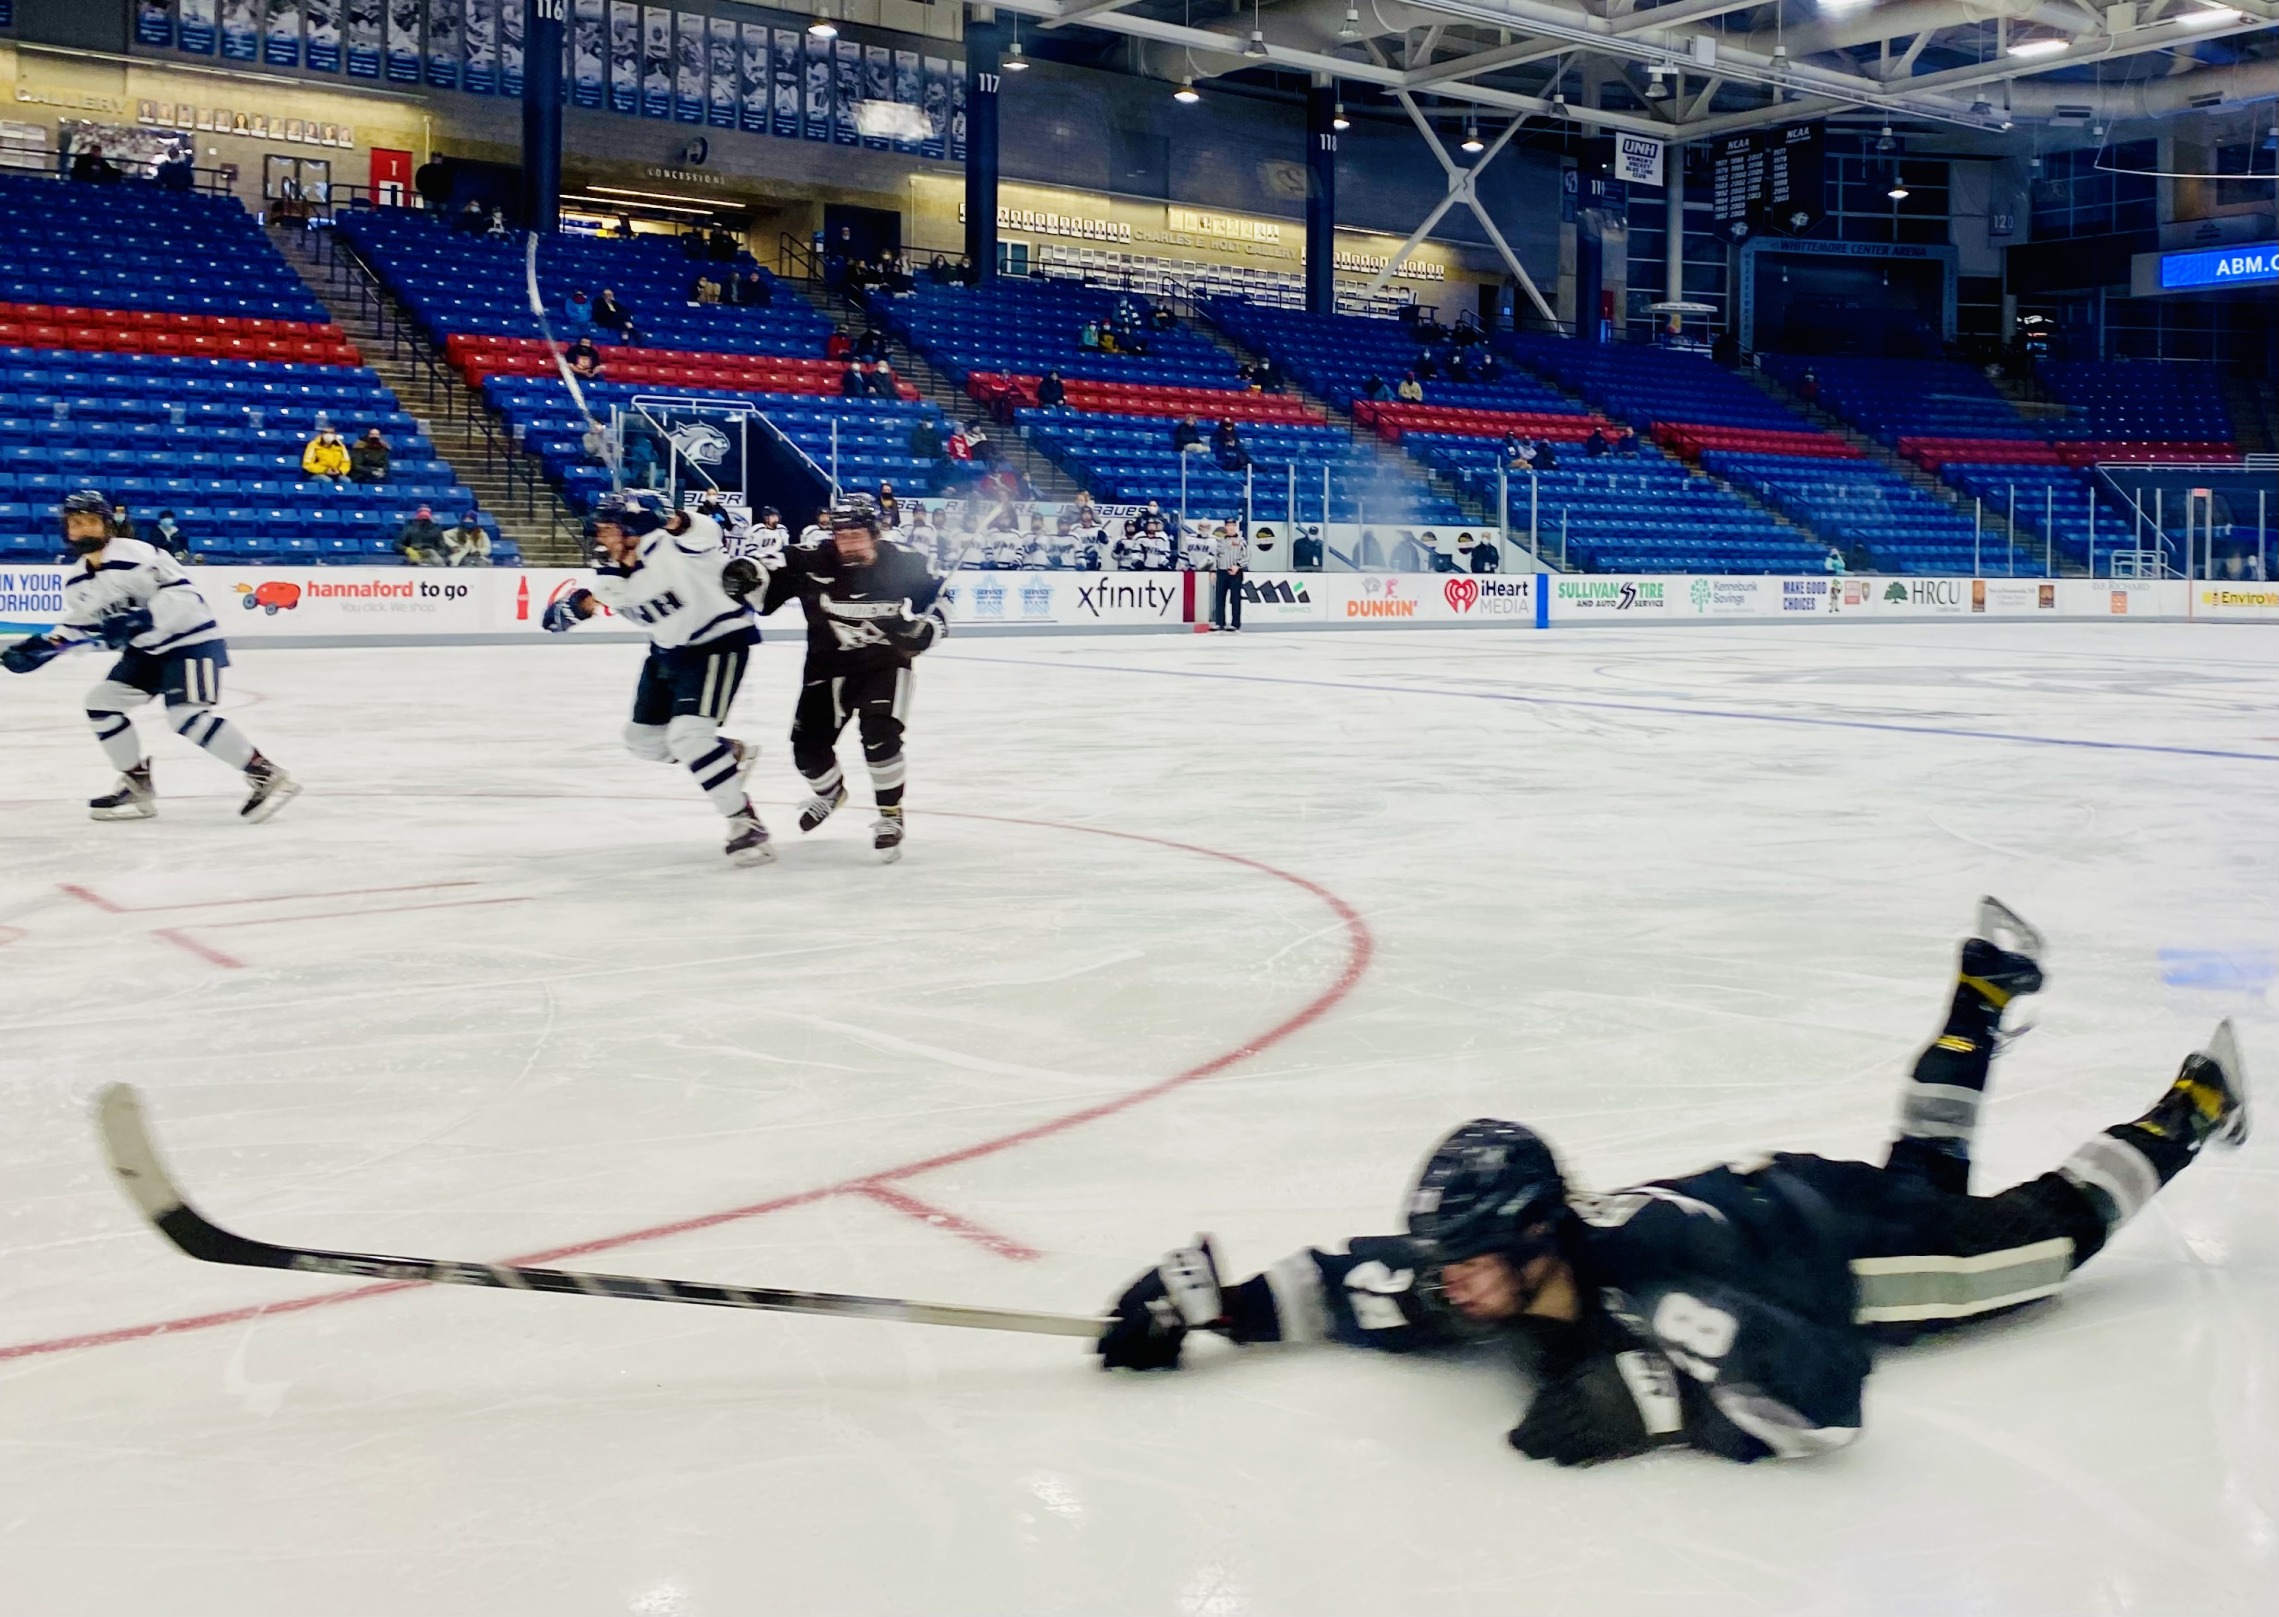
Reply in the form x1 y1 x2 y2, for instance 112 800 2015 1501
526 231 617 482
96 1085 1107 1340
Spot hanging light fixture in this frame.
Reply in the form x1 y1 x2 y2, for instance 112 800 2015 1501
1875 123 1896 153
1332 101 1351 131
1005 20 1028 70
1174 76 1201 104
1243 0 1268 57
1644 66 1670 101
806 7 837 40
1461 121 1485 153
1338 4 1361 41
1887 182 1911 200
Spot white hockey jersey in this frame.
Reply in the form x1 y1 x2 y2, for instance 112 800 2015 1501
733 521 791 566
585 513 757 651
56 537 223 658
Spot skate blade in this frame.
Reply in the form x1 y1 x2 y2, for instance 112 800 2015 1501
89 802 156 822
728 841 778 867
1975 895 2044 958
240 778 302 824
874 844 903 864
2206 1018 2251 1147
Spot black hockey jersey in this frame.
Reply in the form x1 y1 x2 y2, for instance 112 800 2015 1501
1234 1155 1873 1462
758 538 946 676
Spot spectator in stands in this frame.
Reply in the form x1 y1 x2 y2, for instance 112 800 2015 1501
864 360 899 399
69 144 120 184
1292 523 1323 571
1799 368 1820 404
826 329 852 361
302 427 352 487
140 509 187 556
396 505 448 565
1614 427 1639 455
1361 373 1388 402
854 326 887 361
691 274 723 305
1357 528 1385 568
563 289 594 334
945 424 972 466
1389 529 1427 571
1446 349 1472 384
1036 370 1067 409
840 361 867 399
485 208 509 238
445 512 492 567
455 198 487 235
876 483 903 530
1414 348 1439 381
104 501 136 541
612 214 637 239
1471 532 1500 574
1211 521 1247 632
591 289 636 342
1477 350 1502 382
731 269 773 308
1535 438 1559 471
1079 320 1102 351
349 428 391 484
1211 420 1250 473
706 227 740 264
1585 427 1610 458
926 254 953 283
908 415 942 462
1396 372 1425 403
1152 305 1177 333
1172 416 1204 455
1500 431 1524 464
568 338 605 381
880 253 915 296
157 151 195 192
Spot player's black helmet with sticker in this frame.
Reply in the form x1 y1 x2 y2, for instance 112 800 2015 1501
586 492 662 540
830 495 882 535
60 488 113 552
1404 1119 1567 1264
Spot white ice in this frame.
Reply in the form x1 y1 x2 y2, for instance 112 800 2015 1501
2 622 2276 1617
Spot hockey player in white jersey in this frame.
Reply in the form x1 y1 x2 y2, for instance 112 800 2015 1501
737 505 791 567
542 494 775 866
1 489 298 822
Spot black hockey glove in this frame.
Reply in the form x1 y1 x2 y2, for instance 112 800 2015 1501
96 607 153 649
1 633 65 674
884 604 945 654
541 590 595 634
1509 1350 1688 1467
721 557 765 602
1097 1239 1227 1372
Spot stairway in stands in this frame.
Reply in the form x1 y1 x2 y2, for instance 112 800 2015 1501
795 278 1083 503
1184 303 1525 557
269 222 585 564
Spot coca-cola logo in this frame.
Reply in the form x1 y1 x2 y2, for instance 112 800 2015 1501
1444 577 1480 613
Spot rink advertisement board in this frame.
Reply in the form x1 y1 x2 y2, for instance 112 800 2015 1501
10 567 2274 643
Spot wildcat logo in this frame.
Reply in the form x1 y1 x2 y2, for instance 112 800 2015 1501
665 422 732 468
1445 577 1480 613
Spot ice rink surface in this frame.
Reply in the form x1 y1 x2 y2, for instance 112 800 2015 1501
3 620 2277 1616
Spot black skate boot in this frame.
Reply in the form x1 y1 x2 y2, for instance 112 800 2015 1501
239 752 300 823
1958 895 2045 1030
725 801 776 867
2142 1019 2251 1151
798 781 849 834
872 805 905 864
89 760 155 822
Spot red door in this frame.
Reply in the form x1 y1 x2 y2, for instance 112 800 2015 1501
370 148 412 208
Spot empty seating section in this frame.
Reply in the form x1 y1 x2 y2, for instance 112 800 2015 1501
1705 453 2039 576
447 336 898 398
1024 415 1465 525
1939 463 2126 569
1414 436 1831 573
336 210 830 357
1501 336 1830 446
1764 355 2040 446
1209 300 1583 417
973 373 1322 424
2040 360 2235 447
876 281 1238 388
487 377 947 510
0 175 493 564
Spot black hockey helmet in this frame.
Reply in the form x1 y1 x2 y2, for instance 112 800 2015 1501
586 492 661 541
60 487 112 552
1404 1119 1567 1265
830 494 882 535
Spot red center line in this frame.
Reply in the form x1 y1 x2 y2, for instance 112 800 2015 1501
849 1183 1044 1263
190 896 534 931
0 813 1373 1364
59 880 483 915
147 928 246 971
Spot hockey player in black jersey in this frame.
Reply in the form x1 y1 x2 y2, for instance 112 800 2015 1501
757 497 947 862
543 494 774 866
1 488 298 822
1099 900 2252 1465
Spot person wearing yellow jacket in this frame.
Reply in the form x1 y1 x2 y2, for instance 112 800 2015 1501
301 427 351 486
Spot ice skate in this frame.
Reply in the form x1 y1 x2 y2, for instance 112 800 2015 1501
798 781 849 834
239 753 300 823
2153 1019 2251 1149
89 760 155 821
724 802 776 867
1959 896 2044 1048
871 806 905 863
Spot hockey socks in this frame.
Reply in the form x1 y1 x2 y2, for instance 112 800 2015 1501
1889 925 2045 1193
88 707 142 772
867 750 907 810
173 705 256 771
2060 1022 2249 1238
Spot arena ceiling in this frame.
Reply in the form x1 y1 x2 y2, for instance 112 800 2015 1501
993 0 2279 140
